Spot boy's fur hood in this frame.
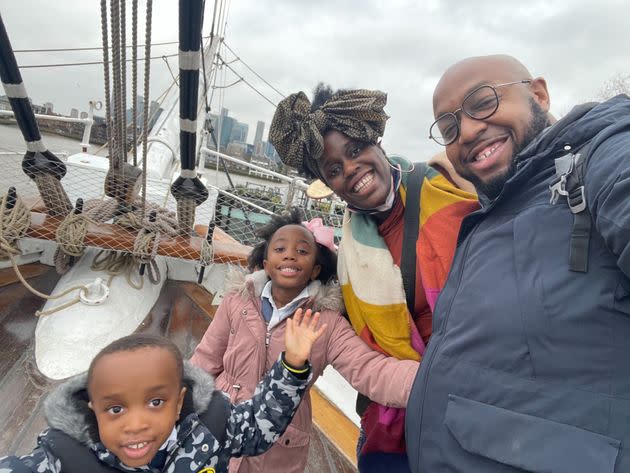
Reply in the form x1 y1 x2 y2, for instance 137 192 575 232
225 268 345 314
43 361 216 447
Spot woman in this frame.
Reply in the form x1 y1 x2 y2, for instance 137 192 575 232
269 84 478 472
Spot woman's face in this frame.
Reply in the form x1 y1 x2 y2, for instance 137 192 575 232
318 130 392 210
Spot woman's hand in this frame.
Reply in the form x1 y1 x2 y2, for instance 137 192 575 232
284 308 327 368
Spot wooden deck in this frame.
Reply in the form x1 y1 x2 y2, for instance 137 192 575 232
0 264 357 472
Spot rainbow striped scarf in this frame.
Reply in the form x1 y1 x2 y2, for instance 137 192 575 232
338 156 478 466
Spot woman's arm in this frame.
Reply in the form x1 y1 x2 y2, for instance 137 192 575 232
326 312 419 407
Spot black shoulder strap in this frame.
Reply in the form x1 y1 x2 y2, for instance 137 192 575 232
355 162 427 418
198 390 231 445
401 162 427 311
549 141 594 272
45 429 120 473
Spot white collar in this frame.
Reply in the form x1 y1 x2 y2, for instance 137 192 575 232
158 426 178 452
261 280 310 309
261 280 312 330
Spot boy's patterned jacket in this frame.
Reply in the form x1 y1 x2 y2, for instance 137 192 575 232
0 356 310 473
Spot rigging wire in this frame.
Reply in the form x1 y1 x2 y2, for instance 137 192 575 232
13 37 212 54
162 55 179 85
211 78 242 89
18 53 177 69
218 56 277 107
222 42 285 98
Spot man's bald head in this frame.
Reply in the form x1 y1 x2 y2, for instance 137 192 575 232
434 55 533 109
431 54 552 200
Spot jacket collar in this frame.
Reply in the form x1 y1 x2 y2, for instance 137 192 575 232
226 268 345 314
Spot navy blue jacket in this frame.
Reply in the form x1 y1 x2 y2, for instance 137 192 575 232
406 95 630 473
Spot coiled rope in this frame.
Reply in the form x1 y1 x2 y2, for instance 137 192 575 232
0 192 88 316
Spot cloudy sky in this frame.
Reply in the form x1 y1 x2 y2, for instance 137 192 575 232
2 0 629 160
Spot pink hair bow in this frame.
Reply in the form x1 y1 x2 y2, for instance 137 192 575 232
303 218 338 252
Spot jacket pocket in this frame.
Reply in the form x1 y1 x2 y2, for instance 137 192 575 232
444 394 620 473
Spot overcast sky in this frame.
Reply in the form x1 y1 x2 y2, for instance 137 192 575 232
2 0 629 160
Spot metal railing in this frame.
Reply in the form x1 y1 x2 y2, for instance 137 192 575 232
0 100 101 151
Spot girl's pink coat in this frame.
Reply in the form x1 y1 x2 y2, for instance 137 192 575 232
190 270 418 473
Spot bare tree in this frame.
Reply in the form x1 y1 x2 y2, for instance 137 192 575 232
598 73 630 100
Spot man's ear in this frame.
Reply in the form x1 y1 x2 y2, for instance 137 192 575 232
530 77 551 113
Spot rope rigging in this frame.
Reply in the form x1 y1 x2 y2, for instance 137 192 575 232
1 0 239 319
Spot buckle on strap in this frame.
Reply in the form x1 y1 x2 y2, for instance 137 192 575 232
568 185 587 213
549 152 585 213
549 152 575 205
549 173 568 205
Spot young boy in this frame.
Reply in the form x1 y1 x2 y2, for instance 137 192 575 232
0 309 325 472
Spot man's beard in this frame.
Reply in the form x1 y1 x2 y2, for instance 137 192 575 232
465 98 550 200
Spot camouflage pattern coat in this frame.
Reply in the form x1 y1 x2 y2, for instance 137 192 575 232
0 356 310 473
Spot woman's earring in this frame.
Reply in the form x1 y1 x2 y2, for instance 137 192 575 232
387 160 415 174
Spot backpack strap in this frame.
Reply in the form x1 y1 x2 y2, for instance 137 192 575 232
400 162 427 312
549 141 594 272
44 429 120 473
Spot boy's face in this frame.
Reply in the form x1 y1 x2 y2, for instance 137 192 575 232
88 347 186 468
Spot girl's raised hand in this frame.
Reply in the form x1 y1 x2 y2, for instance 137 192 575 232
284 308 327 368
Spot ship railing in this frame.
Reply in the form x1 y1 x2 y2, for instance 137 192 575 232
0 100 101 152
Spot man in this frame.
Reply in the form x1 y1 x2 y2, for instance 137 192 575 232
406 55 630 473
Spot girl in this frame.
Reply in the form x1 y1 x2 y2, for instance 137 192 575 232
190 207 419 473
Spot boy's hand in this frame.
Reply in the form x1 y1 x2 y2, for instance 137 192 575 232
284 308 327 367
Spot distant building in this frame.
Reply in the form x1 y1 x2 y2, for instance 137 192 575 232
218 115 235 149
230 121 249 143
226 141 247 158
148 100 161 129
70 108 79 118
43 102 54 114
0 95 11 111
254 120 265 147
255 141 265 156
80 111 88 119
31 103 46 114
264 141 279 161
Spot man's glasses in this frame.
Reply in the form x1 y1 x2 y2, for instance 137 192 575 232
429 80 532 146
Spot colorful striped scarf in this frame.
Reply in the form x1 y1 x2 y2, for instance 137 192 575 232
338 155 478 468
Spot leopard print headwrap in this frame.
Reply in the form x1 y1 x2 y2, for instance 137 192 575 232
268 89 389 179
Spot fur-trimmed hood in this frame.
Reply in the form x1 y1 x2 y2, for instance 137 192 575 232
43 361 216 447
224 268 345 314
